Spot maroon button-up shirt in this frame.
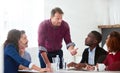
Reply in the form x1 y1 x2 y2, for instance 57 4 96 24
38 19 75 52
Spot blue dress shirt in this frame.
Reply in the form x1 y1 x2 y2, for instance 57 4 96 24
4 44 30 73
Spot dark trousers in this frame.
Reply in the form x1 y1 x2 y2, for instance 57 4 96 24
39 50 63 69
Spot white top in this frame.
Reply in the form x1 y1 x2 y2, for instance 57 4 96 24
88 47 96 65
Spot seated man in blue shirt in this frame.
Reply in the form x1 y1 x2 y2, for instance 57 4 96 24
4 29 50 73
18 30 31 70
67 31 107 70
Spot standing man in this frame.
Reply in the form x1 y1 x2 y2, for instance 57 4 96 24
38 7 78 69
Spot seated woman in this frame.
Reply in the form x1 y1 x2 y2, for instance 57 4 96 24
103 31 120 71
4 29 50 73
67 31 120 71
86 31 120 71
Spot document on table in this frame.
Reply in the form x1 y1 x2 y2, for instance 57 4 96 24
18 69 39 72
67 67 88 71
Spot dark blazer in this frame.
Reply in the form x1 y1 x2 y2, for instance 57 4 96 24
4 44 30 73
80 45 107 65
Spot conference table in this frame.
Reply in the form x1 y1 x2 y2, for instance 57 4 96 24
18 69 120 73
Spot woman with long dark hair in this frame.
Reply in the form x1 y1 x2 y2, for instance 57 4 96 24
4 29 50 73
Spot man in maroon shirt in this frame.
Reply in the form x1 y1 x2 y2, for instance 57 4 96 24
38 7 78 70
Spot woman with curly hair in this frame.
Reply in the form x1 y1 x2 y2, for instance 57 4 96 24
82 31 120 71
104 31 120 71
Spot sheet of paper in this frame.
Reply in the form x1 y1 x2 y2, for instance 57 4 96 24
18 69 39 72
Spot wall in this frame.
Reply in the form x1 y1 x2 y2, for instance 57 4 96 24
44 0 109 63
0 0 44 72
0 0 44 48
109 0 120 24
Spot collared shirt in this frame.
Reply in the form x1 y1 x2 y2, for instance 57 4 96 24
22 51 31 62
38 19 75 52
4 44 31 73
109 52 116 55
88 47 96 65
104 51 120 71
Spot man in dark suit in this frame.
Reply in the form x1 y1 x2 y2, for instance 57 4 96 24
67 31 107 69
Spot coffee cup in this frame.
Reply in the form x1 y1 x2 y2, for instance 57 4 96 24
97 63 105 71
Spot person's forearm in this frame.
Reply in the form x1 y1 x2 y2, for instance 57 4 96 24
31 64 42 71
19 65 29 70
68 45 78 56
41 52 51 66
68 46 74 51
